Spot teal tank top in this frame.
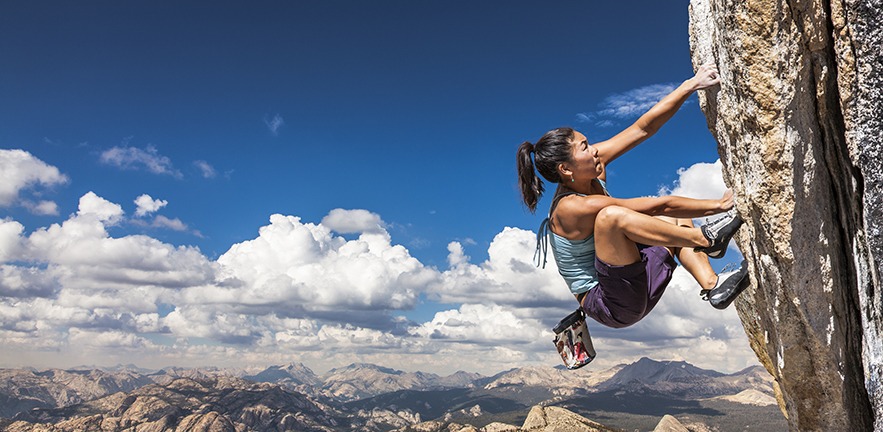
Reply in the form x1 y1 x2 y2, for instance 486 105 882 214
535 179 609 296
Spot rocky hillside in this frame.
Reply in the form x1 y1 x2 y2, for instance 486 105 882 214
242 362 483 402
598 358 721 395
0 368 153 418
393 405 704 432
0 358 783 431
4 375 346 432
345 359 780 432
595 358 773 399
477 364 620 399
319 363 477 402
4 396 701 432
478 358 771 399
245 362 323 386
714 389 778 407
688 0 883 430
0 373 724 432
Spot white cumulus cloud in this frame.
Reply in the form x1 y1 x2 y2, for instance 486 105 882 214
318 324 406 350
657 159 739 255
77 192 124 225
69 328 153 349
163 306 263 344
27 192 215 292
134 194 168 217
0 219 25 263
0 149 68 207
411 303 546 345
446 242 469 267
215 212 436 314
0 168 758 375
0 266 59 298
431 227 570 311
658 159 726 200
321 208 384 234
23 200 60 216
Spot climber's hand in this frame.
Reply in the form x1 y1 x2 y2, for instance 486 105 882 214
718 189 735 211
692 63 721 90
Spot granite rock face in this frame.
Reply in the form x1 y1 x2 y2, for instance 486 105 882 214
519 405 617 432
688 0 883 430
651 415 689 432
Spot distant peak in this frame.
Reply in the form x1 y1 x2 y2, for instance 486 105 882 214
333 363 403 375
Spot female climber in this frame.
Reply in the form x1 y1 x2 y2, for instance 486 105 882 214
516 64 749 329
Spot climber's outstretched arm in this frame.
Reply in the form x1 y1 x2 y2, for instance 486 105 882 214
594 64 720 166
552 189 734 241
608 189 733 219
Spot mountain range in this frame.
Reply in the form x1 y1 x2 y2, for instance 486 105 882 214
0 358 786 431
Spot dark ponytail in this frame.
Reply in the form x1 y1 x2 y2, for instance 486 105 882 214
515 127 576 213
517 141 543 212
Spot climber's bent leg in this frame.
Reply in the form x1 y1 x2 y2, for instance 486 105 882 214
653 216 747 305
594 205 707 266
652 215 679 258
672 218 718 290
583 207 681 328
583 244 677 328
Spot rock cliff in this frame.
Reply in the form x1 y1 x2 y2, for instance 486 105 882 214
688 0 883 430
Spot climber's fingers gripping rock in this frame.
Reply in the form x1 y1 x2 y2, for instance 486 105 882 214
693 63 720 89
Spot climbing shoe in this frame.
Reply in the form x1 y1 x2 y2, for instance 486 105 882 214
694 210 743 259
699 260 750 309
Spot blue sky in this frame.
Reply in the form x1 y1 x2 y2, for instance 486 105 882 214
0 1 752 375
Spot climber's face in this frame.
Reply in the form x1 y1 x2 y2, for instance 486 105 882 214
566 131 603 180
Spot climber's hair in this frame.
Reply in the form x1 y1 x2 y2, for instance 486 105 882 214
516 127 576 213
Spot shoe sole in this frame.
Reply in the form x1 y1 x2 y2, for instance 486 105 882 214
710 274 751 309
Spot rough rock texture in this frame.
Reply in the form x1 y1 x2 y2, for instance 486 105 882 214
0 368 153 418
480 423 519 432
395 405 624 432
688 0 883 431
652 415 689 432
519 405 618 432
651 415 715 432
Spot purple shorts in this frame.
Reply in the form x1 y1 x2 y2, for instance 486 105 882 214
580 245 677 329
